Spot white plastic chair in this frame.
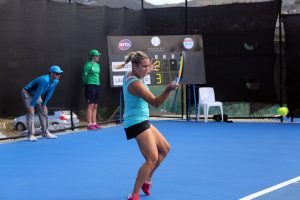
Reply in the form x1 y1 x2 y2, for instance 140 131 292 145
196 87 223 122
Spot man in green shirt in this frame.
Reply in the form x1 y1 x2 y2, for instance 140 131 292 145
82 49 101 130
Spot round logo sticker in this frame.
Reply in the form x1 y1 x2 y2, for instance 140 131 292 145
183 37 194 49
118 39 132 50
151 36 161 47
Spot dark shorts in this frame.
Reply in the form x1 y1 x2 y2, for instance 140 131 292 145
124 120 150 140
85 84 100 104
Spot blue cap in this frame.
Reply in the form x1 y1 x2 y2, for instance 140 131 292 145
49 65 63 73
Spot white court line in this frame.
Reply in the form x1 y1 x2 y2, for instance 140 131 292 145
239 176 300 200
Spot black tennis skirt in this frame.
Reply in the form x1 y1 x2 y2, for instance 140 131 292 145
124 120 150 140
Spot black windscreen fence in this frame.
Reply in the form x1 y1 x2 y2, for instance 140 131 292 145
283 14 300 117
142 7 186 35
187 1 280 103
0 0 292 119
0 1 142 116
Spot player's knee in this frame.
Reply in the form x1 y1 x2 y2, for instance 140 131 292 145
166 143 171 154
146 155 158 169
162 143 171 157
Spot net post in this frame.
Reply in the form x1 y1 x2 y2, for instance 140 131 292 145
70 108 74 131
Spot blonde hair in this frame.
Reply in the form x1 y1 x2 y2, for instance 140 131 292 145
117 51 149 69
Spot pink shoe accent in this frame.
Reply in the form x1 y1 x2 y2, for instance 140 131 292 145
87 124 97 130
93 124 102 129
141 180 151 195
127 193 139 200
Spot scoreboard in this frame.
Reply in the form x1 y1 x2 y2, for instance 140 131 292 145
107 35 206 87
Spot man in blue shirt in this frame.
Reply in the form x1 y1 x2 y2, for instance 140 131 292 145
21 65 63 141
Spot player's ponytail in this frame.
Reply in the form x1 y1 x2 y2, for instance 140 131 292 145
117 51 149 69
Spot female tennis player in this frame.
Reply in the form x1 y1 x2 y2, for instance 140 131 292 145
120 51 179 200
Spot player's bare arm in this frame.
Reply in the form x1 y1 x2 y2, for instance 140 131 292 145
128 81 178 108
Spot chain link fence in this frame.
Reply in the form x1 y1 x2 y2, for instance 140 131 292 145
0 110 80 141
149 85 282 119
0 0 294 142
0 86 285 141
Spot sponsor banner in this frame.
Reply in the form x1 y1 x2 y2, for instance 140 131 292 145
111 62 132 72
118 39 132 51
113 75 125 86
113 75 151 86
183 37 194 49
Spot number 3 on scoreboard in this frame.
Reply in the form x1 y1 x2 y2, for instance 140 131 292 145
155 73 162 84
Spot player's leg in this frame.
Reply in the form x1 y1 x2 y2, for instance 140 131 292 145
85 84 95 129
87 103 98 130
86 103 93 125
86 85 100 130
91 103 98 124
148 124 171 179
140 124 170 195
131 129 158 195
36 102 57 139
26 111 35 135
91 85 101 129
91 103 101 129
21 90 36 141
35 99 48 133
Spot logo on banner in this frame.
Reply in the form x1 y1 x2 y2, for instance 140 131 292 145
151 36 161 47
183 37 194 49
118 39 132 50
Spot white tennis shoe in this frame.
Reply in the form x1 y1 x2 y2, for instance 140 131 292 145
42 132 57 139
28 134 38 142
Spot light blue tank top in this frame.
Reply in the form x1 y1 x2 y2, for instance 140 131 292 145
123 72 149 128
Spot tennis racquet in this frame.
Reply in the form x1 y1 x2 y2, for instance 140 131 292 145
175 51 185 84
172 51 185 112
